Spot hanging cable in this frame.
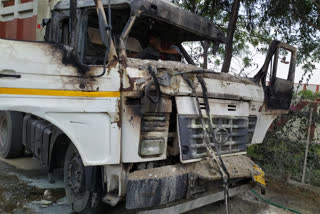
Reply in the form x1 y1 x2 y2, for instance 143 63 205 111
182 73 230 214
144 65 161 103
197 75 230 214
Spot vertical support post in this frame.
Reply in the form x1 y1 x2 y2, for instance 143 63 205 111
302 105 313 183
69 0 77 47
0 1 3 23
94 0 117 61
14 0 20 18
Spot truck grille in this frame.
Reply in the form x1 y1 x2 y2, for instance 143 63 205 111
178 115 254 161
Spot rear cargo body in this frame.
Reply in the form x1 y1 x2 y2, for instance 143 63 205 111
0 0 60 41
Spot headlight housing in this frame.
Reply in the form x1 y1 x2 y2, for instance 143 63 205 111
139 139 165 157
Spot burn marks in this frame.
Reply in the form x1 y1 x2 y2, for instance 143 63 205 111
51 43 89 74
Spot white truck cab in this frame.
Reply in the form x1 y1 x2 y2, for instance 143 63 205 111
0 0 296 213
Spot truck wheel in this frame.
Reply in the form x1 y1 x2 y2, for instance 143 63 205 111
64 144 99 213
0 111 23 158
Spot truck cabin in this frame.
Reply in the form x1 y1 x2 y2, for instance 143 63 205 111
0 0 298 213
47 0 225 66
47 0 296 111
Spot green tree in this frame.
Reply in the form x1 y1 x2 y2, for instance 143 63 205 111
170 0 320 80
170 0 269 73
258 0 320 81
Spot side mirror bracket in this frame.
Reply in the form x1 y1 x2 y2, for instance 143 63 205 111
93 0 117 77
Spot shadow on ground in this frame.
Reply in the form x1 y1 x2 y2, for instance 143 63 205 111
0 157 319 214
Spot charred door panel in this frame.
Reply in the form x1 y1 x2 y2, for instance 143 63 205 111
255 41 297 110
0 39 121 166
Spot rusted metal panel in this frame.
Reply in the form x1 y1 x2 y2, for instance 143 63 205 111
126 58 257 86
125 59 263 102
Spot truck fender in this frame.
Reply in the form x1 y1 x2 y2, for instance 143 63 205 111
44 112 120 166
49 130 100 191
251 114 277 144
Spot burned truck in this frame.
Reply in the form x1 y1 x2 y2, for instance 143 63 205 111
0 0 296 213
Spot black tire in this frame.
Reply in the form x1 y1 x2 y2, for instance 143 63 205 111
64 144 100 214
0 111 24 158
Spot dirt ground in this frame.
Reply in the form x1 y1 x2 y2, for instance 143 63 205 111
0 157 319 214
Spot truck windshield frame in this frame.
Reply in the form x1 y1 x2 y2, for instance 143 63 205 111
54 0 226 65
79 6 216 65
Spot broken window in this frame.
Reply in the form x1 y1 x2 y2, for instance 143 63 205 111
82 11 109 65
60 18 69 45
265 44 296 109
81 7 131 65
80 5 215 64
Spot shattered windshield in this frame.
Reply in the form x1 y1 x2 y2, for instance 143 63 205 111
83 6 207 65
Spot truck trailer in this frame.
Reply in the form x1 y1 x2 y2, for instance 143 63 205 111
0 0 296 213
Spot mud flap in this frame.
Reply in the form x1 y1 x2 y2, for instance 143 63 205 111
85 166 97 191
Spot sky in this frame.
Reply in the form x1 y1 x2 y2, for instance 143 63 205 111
248 52 320 85
184 42 320 85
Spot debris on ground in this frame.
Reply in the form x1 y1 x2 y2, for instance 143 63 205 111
0 158 319 214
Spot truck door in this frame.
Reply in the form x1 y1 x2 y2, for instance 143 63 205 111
266 43 296 109
255 41 297 110
0 8 122 165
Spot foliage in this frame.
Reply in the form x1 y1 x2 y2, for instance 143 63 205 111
171 0 268 73
170 0 319 79
248 93 320 186
256 0 319 83
248 137 320 186
258 0 320 65
298 90 320 100
247 138 305 178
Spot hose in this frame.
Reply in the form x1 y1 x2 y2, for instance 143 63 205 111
197 75 230 214
182 73 230 214
250 189 302 214
146 65 161 103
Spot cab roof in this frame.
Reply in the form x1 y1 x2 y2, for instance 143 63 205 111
55 0 225 43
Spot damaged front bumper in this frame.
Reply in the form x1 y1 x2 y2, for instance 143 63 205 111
126 155 264 209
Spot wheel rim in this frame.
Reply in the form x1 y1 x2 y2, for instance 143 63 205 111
66 152 86 199
0 113 8 148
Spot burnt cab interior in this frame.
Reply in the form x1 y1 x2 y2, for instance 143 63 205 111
48 0 225 66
